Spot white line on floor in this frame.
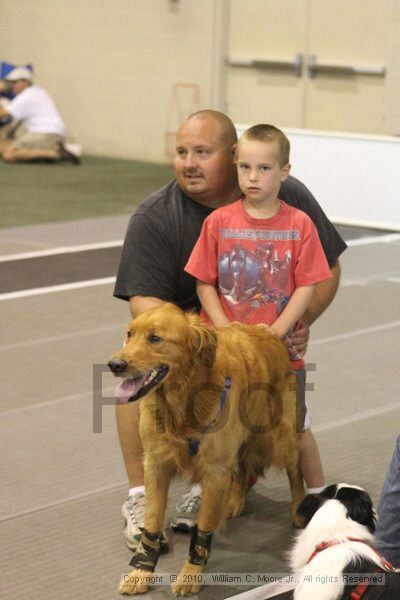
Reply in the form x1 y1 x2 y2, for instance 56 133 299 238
314 401 400 434
1 232 398 264
341 269 400 286
2 269 397 299
346 233 400 246
1 386 117 417
0 277 116 301
1 232 399 300
0 481 127 523
310 320 400 346
0 323 126 352
0 240 123 262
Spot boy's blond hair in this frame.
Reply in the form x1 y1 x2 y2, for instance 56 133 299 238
238 124 290 167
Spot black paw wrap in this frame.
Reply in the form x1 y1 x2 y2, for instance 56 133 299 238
129 528 162 571
188 525 213 566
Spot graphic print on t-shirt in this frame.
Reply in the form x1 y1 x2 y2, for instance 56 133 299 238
218 230 300 360
219 241 293 314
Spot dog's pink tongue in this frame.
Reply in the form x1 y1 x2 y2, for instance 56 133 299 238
115 378 143 403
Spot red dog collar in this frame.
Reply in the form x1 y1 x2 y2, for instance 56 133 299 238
307 538 396 599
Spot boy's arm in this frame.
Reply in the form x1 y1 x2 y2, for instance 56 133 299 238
197 280 230 327
270 285 314 339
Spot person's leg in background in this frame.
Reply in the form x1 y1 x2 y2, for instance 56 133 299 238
375 435 400 568
1 131 80 164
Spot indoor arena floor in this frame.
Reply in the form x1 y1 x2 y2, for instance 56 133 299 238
1 215 399 600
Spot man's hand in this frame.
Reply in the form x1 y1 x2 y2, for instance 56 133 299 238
287 320 310 357
0 106 11 121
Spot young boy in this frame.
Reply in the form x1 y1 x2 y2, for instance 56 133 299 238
185 124 332 494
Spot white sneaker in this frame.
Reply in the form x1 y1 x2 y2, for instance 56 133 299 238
170 490 202 532
64 142 82 157
122 492 146 550
122 493 169 552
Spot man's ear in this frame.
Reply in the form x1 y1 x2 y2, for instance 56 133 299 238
231 143 238 162
186 313 217 368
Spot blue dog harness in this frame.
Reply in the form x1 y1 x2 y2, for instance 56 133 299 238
187 377 231 456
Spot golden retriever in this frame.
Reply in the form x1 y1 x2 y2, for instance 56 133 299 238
108 303 305 596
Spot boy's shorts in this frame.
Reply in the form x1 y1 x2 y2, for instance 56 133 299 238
295 369 311 432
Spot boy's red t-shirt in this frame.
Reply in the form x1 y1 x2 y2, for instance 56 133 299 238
185 199 332 369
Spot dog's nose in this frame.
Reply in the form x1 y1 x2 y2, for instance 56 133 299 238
108 358 128 374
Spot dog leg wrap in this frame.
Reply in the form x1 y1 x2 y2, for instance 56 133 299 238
129 528 162 572
188 525 213 566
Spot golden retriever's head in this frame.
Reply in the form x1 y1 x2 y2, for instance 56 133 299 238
108 303 216 403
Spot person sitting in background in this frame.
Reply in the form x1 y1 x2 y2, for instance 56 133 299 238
0 67 80 164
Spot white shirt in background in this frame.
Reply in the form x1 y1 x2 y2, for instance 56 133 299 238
8 85 66 136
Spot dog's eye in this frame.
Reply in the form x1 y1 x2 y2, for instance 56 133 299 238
126 331 131 339
149 334 162 344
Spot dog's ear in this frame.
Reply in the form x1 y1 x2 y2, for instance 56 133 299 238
186 313 217 368
296 494 325 527
321 484 340 500
336 487 376 533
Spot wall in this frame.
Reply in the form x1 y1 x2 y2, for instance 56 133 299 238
1 0 220 161
236 124 400 231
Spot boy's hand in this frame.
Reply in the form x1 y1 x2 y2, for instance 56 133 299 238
256 323 280 337
288 320 309 357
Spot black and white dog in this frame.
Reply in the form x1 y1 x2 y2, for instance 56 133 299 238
289 484 399 599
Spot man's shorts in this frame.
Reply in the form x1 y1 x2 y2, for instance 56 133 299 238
295 369 311 432
8 124 63 150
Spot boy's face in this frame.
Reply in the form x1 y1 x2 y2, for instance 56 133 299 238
237 140 290 205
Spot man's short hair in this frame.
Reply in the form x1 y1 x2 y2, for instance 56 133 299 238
239 124 290 167
187 109 238 149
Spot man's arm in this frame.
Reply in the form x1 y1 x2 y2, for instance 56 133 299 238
303 260 341 325
114 205 178 305
289 261 341 354
129 295 165 318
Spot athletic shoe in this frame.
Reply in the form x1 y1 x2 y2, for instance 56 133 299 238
58 142 81 165
122 493 169 552
170 490 202 532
